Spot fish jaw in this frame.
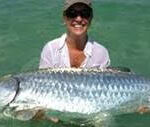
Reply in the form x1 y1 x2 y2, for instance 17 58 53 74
0 75 18 109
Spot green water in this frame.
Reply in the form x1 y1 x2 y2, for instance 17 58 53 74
0 0 150 126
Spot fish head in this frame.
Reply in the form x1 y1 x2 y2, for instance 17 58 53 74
0 75 18 109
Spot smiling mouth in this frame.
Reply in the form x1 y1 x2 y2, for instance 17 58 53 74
74 25 83 28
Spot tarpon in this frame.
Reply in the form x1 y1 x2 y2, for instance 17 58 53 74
0 68 150 127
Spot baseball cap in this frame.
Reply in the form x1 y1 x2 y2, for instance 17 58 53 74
64 0 92 11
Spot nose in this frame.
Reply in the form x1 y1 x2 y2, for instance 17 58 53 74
74 15 82 21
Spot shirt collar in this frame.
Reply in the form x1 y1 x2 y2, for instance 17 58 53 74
84 38 93 57
58 33 67 50
58 33 94 57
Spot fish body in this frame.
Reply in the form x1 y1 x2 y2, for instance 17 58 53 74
0 68 150 125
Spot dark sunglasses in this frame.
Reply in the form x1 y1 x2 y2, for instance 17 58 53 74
64 7 92 19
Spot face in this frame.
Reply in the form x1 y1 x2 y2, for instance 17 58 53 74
63 3 93 38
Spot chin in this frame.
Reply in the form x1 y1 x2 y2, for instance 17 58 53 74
73 30 87 36
73 33 86 37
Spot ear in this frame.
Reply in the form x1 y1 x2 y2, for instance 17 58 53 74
63 15 67 25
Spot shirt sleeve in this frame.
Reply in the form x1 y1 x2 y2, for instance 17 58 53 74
39 43 53 69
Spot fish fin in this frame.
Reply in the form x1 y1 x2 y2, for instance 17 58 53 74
32 110 59 123
4 108 60 123
77 112 114 127
3 108 38 121
137 106 150 114
107 66 132 73
91 112 114 127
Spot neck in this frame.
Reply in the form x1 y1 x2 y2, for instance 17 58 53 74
66 34 88 50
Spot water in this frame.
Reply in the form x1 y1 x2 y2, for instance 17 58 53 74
0 0 150 126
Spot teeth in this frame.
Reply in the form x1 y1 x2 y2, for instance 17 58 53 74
74 25 82 28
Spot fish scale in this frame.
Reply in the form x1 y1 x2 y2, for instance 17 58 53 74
0 68 150 125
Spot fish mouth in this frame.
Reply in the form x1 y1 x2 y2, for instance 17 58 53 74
0 75 19 109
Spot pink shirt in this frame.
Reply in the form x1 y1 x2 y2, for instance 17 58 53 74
39 33 110 69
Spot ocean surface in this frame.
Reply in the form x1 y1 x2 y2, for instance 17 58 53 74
0 0 150 127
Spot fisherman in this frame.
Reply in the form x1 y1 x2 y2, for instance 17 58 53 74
39 0 110 69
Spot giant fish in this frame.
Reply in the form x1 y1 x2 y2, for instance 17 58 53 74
0 68 150 127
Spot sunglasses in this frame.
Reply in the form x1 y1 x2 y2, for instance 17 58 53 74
64 7 92 19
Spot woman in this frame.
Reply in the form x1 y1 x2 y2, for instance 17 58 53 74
39 0 110 69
